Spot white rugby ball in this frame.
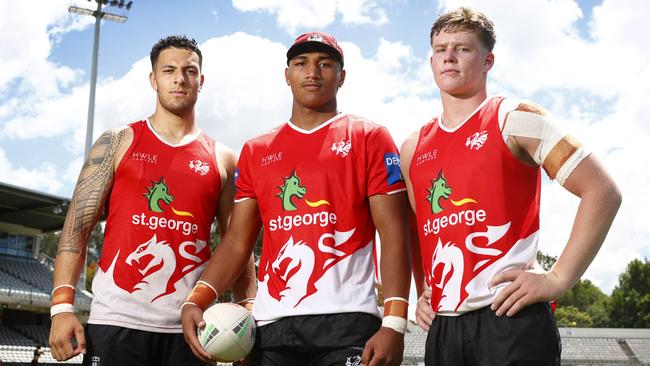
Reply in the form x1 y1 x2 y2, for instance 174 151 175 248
198 303 256 362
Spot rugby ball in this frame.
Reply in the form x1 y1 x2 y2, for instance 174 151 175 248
198 303 256 362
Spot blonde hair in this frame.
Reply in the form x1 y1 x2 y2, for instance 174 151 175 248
430 7 496 51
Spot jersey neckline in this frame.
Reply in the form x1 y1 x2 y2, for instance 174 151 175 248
437 96 494 133
287 113 346 135
145 119 203 147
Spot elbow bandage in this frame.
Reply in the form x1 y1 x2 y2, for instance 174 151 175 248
503 111 590 185
184 280 219 311
382 297 409 334
50 284 76 318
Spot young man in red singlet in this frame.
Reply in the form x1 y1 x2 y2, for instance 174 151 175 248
401 7 621 366
181 32 411 366
48 35 256 366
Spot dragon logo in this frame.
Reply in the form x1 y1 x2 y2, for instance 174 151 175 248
427 171 452 214
429 223 510 311
466 130 488 150
426 170 477 214
266 229 355 307
144 177 173 213
346 355 362 366
277 170 330 210
277 170 307 211
117 234 209 302
331 139 352 157
189 160 210 176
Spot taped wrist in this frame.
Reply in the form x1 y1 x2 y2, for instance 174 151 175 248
382 297 409 334
185 280 219 311
50 284 76 318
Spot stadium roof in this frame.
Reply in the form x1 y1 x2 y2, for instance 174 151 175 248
0 181 70 233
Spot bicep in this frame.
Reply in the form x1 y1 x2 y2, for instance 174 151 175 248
222 199 262 252
400 133 418 211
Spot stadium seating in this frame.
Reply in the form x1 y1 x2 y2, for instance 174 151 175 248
0 256 53 292
627 338 650 365
0 254 92 307
0 325 35 347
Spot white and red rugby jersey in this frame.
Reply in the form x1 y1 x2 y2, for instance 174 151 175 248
409 97 541 315
89 120 220 332
235 114 405 324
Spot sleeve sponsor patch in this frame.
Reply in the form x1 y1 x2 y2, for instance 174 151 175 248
384 153 403 185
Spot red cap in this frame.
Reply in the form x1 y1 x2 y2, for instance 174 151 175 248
286 32 344 67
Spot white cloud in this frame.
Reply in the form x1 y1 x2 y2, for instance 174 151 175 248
231 0 388 34
0 148 63 194
0 0 91 97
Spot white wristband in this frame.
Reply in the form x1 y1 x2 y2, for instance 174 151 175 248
181 301 198 312
384 297 409 304
236 297 255 304
50 303 75 318
51 284 76 296
382 315 407 334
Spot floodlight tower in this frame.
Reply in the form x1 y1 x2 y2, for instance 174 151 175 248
68 0 133 158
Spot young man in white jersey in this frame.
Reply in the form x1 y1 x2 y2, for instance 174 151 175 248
400 7 621 365
48 35 256 365
181 32 411 366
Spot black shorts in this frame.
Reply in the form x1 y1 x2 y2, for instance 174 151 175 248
425 302 561 366
252 312 381 366
83 324 210 366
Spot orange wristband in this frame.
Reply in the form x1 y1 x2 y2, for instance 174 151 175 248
384 298 408 318
51 285 76 306
185 281 218 311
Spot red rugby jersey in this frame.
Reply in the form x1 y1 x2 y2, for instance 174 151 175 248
89 120 220 332
409 97 541 315
235 114 405 323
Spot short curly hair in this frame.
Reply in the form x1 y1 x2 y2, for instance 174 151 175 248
430 7 496 52
150 35 203 68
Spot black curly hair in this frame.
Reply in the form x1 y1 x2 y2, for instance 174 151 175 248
150 35 202 68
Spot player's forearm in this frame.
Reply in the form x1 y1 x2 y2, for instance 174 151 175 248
407 212 426 297
551 181 621 291
53 203 98 287
380 247 411 299
200 232 258 296
370 194 411 298
231 254 257 301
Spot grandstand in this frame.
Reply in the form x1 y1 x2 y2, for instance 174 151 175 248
0 182 89 365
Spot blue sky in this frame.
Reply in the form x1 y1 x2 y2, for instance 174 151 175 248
1 0 649 301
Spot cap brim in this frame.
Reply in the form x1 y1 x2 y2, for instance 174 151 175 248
286 42 343 66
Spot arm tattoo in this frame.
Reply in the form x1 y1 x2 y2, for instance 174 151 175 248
57 130 125 255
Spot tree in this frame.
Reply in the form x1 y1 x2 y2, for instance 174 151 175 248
558 279 610 327
554 306 593 327
39 231 61 259
609 258 650 328
538 251 612 327
537 251 557 271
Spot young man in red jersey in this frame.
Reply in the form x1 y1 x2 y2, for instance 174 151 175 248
401 7 621 365
48 35 256 365
181 32 411 366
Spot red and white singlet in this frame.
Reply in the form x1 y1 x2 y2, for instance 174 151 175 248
409 97 541 315
235 114 405 324
88 120 220 332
